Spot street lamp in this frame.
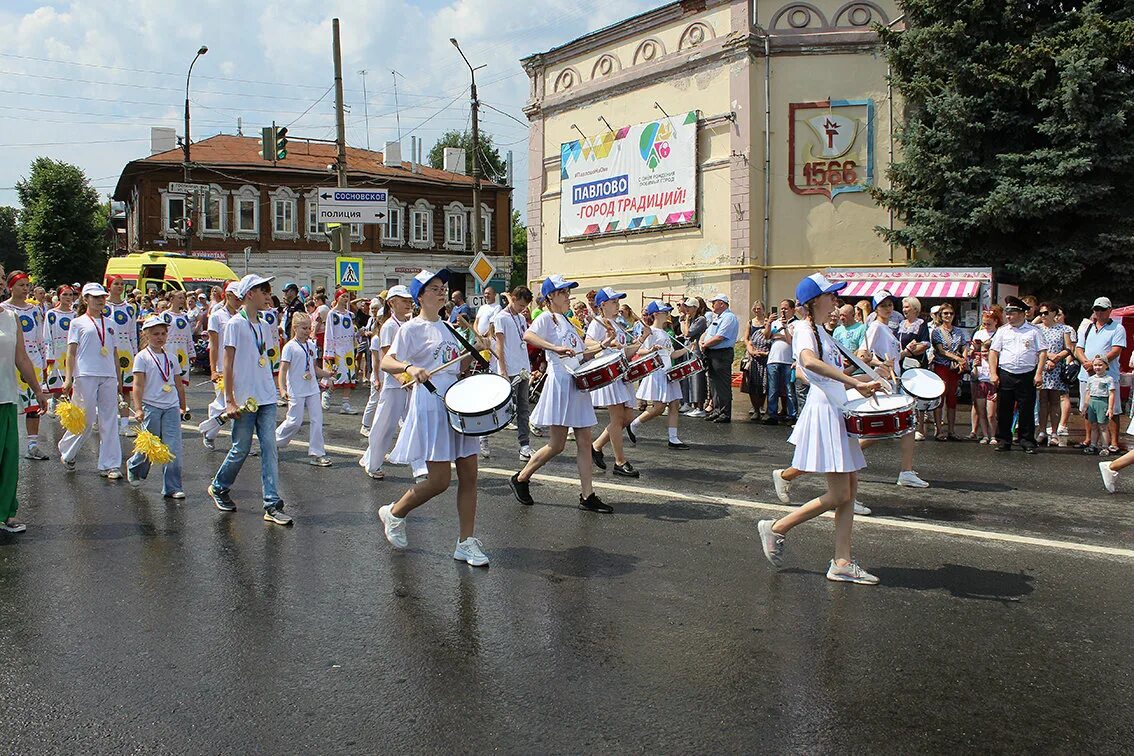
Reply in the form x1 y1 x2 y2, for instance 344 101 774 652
184 45 207 254
450 38 484 257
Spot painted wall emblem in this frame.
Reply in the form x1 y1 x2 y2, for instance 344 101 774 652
789 99 874 199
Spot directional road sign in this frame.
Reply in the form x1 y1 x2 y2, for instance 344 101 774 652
317 188 388 224
336 256 363 291
168 182 210 194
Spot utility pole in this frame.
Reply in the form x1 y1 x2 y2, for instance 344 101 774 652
451 38 483 258
358 69 370 150
333 18 351 256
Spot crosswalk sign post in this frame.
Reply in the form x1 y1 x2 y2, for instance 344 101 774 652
336 256 363 291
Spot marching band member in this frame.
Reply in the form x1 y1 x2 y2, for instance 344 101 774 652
262 299 284 379
275 313 334 467
492 285 535 460
126 315 188 496
510 274 614 513
2 271 49 459
359 285 414 480
160 290 194 387
103 277 138 437
756 274 883 585
322 288 359 415
43 285 76 410
377 269 488 566
58 283 124 479
626 301 690 450
202 282 242 451
588 287 642 476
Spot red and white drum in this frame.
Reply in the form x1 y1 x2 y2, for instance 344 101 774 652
665 356 704 382
572 351 627 392
623 352 665 383
842 388 916 440
899 367 946 412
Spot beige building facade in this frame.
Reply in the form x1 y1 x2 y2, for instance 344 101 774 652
523 0 905 314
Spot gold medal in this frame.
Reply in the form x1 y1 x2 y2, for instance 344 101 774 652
259 357 267 367
162 384 172 393
303 372 311 381
100 346 109 356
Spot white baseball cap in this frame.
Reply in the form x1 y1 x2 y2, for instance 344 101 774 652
683 298 699 307
386 285 413 300
1093 296 1113 309
224 280 242 297
236 274 274 299
707 293 729 304
140 314 167 331
81 283 108 297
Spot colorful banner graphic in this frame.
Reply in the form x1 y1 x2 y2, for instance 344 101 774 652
560 111 698 240
788 99 874 200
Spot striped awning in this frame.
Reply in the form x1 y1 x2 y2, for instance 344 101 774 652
840 279 981 300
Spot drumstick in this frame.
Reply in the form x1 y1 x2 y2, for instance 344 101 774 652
397 348 486 390
456 315 504 364
829 337 893 394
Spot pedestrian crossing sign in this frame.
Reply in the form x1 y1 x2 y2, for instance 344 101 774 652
336 257 363 291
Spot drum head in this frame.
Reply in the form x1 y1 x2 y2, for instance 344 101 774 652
844 389 915 411
445 374 512 413
901 368 946 400
587 351 625 370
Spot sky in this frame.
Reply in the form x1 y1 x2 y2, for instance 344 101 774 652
0 0 659 218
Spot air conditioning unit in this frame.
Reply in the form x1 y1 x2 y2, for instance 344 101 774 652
443 147 467 175
383 141 402 168
151 127 177 154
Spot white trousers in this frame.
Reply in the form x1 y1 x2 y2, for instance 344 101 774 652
360 387 408 474
58 376 122 470
275 393 325 457
361 383 381 428
205 388 225 440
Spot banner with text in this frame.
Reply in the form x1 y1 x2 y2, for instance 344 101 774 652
559 111 698 241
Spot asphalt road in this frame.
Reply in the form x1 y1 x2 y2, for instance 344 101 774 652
2 383 1132 754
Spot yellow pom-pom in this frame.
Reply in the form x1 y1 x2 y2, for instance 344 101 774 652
57 400 86 435
480 350 491 363
133 428 175 465
213 376 224 394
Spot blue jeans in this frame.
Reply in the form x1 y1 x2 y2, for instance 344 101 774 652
767 363 795 419
211 403 281 508
127 404 183 495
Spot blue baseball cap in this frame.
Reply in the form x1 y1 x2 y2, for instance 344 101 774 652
795 273 846 306
644 301 673 316
540 274 578 299
594 287 626 307
872 289 895 308
410 268 451 304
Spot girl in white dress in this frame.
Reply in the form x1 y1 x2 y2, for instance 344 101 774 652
587 287 642 477
756 273 883 585
275 313 334 466
322 290 359 415
359 285 414 480
510 274 615 513
627 301 690 449
43 286 76 402
377 270 488 567
103 277 138 436
2 271 48 459
160 290 194 388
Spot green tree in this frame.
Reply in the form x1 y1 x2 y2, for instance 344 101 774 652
0 206 25 273
510 209 527 288
875 1 1134 312
428 129 507 182
16 158 108 287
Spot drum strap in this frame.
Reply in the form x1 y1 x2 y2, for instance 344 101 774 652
827 331 894 393
443 321 491 370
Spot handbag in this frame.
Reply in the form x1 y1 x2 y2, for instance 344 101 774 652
1062 360 1080 386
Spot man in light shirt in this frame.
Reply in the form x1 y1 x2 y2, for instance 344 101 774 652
1075 296 1127 450
989 296 1046 453
700 294 739 423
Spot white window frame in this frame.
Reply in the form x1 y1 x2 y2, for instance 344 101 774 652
384 196 405 247
160 191 186 237
270 187 298 241
305 189 326 240
409 199 434 249
200 184 227 238
444 201 468 251
480 203 493 250
233 185 259 240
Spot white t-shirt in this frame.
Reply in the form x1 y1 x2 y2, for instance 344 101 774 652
315 304 330 335
793 323 848 405
527 310 586 375
222 310 279 407
492 308 530 378
389 317 466 393
280 339 319 398
132 347 180 409
865 319 901 362
767 318 796 364
207 307 234 337
376 316 405 390
68 313 119 378
641 325 676 368
475 302 502 336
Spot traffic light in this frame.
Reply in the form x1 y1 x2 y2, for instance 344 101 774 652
275 126 288 160
259 127 274 161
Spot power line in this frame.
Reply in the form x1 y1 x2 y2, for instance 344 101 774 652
284 84 336 129
0 138 149 148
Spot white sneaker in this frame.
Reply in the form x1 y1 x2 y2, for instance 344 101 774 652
202 436 216 451
519 445 533 461
379 503 407 549
453 536 490 567
309 456 332 467
321 392 331 411
772 468 791 504
914 431 925 441
25 445 49 461
360 426 371 438
853 500 872 516
757 519 785 568
479 437 490 459
826 559 879 585
530 425 544 437
105 469 122 481
340 401 359 415
897 470 929 488
1100 460 1118 494
1057 425 1070 437
688 409 707 418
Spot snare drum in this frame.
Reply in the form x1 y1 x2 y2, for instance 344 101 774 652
443 373 515 436
572 351 626 392
842 388 916 440
623 352 665 382
900 368 946 401
666 356 705 382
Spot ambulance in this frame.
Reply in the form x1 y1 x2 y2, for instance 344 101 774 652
103 251 237 294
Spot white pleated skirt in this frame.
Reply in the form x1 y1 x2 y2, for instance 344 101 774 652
637 371 682 403
788 389 866 474
531 369 597 429
590 376 635 408
389 381 479 467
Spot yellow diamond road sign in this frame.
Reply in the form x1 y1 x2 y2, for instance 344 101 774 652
470 252 496 287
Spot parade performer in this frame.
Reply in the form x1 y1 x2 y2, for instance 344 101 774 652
262 301 283 378
626 301 690 451
58 283 124 479
103 277 138 437
587 287 642 477
43 285 76 408
492 285 535 461
275 313 333 467
1099 436 1134 493
377 269 488 566
756 273 883 585
2 271 49 459
360 285 414 480
207 274 290 525
509 274 615 513
159 290 194 387
321 289 359 415
126 316 187 496
202 282 242 451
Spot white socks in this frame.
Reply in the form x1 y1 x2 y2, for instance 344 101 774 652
668 427 679 443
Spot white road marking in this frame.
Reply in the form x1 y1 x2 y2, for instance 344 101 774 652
184 424 1134 560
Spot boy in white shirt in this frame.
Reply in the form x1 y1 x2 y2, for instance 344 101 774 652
127 316 188 497
276 313 334 467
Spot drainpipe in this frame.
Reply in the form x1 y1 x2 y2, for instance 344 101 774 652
885 15 905 262
762 30 771 307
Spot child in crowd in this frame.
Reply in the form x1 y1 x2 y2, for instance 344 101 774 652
1084 356 1117 456
970 339 996 444
127 316 188 497
275 313 334 467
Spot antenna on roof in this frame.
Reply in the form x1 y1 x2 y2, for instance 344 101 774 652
237 117 243 136
392 69 406 145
